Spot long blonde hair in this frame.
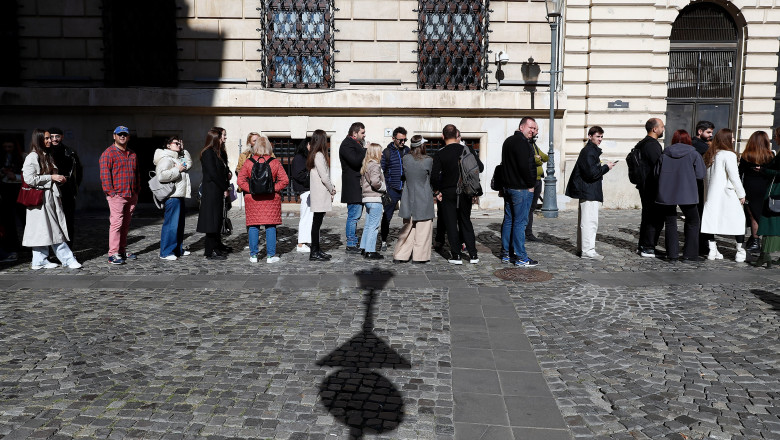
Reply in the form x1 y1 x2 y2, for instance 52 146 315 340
360 143 382 175
245 132 260 151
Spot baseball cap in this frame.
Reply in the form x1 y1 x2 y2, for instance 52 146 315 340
113 126 130 135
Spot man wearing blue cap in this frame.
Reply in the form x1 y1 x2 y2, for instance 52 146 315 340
99 126 139 265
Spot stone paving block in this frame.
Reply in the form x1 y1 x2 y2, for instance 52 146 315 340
452 368 502 395
454 423 514 440
453 393 509 426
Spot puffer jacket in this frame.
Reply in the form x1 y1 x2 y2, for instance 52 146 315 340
361 160 386 203
153 148 192 199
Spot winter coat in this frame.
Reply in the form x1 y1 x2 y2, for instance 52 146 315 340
758 154 780 236
634 135 663 192
291 151 310 195
655 143 705 205
310 152 336 212
381 143 410 192
500 132 535 190
196 148 229 234
153 148 192 199
237 155 289 226
361 160 386 203
339 136 366 204
692 137 709 156
565 141 609 202
398 155 434 221
532 142 548 181
701 150 746 235
21 152 69 247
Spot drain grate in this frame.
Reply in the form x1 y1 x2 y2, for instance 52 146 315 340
494 268 553 282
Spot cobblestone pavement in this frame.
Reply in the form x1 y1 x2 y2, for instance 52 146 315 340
0 206 779 439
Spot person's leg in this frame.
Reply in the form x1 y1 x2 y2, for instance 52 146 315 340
364 202 383 253
638 189 656 250
440 194 461 260
579 200 600 256
393 218 414 261
526 180 542 237
434 200 445 247
345 203 363 248
247 226 260 258
176 198 186 255
61 192 76 248
160 197 179 257
501 195 513 258
31 246 49 267
298 192 312 246
52 241 77 266
663 205 679 259
457 195 477 258
414 219 433 262
265 225 277 258
576 201 583 255
118 195 137 255
380 188 401 243
204 233 218 256
106 196 126 256
680 204 700 259
509 189 533 260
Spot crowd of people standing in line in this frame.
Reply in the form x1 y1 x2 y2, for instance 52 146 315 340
3 118 780 270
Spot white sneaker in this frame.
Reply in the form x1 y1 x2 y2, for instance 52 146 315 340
469 258 479 264
448 258 463 265
267 256 281 263
67 261 83 269
249 256 258 263
160 255 177 261
296 244 311 253
31 261 59 270
181 250 191 256
581 252 605 261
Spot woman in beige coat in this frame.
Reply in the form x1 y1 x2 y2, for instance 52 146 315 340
22 129 81 270
307 129 336 261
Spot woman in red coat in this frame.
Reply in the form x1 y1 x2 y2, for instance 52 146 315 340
237 136 289 263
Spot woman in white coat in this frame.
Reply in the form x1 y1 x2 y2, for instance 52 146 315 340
22 129 81 270
307 129 336 261
700 128 747 262
154 136 192 260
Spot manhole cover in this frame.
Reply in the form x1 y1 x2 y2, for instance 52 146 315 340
494 268 553 282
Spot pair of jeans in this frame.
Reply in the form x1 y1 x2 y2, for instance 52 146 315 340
345 203 363 247
248 225 277 257
359 202 383 252
106 194 137 256
32 242 76 267
501 188 534 260
380 187 402 242
160 197 185 258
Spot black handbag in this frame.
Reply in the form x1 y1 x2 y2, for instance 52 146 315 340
221 204 233 236
381 192 392 206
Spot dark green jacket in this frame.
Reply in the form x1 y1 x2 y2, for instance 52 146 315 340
758 154 780 236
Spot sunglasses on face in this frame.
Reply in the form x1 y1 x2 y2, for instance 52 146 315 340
395 138 407 143
116 133 129 137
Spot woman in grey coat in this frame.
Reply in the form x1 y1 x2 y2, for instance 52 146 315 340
22 129 81 270
393 135 434 263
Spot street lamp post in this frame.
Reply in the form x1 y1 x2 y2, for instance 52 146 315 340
542 0 562 218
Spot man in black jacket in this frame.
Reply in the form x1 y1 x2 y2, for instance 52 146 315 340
499 117 539 267
432 124 483 264
339 122 367 253
48 127 83 249
693 120 714 255
635 118 665 258
565 126 615 260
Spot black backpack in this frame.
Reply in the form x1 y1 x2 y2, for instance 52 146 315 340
248 157 276 195
457 145 483 197
626 147 646 187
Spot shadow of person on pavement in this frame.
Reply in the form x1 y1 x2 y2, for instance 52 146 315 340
316 269 411 440
751 289 780 313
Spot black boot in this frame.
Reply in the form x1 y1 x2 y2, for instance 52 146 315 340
310 244 329 261
746 236 761 253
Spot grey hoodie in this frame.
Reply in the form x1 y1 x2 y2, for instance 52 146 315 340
655 143 705 205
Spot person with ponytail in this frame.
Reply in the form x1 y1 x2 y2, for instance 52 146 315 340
22 129 81 270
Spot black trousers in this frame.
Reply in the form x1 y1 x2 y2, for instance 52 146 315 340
439 192 477 259
380 187 402 242
311 212 325 249
663 204 699 259
61 193 76 249
526 179 542 235
204 233 221 255
639 188 663 249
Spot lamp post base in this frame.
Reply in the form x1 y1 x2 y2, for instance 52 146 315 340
541 175 558 218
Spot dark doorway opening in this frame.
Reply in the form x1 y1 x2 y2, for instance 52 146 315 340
130 136 168 204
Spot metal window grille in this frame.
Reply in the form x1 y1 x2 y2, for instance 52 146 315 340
426 138 480 157
670 3 737 42
268 137 330 203
416 0 490 90
667 50 735 99
261 0 336 88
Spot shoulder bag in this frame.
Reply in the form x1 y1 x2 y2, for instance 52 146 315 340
768 176 780 213
17 179 44 208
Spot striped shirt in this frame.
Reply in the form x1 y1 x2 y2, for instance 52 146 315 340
99 144 139 197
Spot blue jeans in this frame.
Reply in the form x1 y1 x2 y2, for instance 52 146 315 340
248 225 277 257
160 197 185 257
345 203 364 247
359 202 383 252
501 189 534 260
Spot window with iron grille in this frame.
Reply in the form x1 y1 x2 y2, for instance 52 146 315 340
426 138 480 157
416 0 490 90
268 137 330 202
261 0 336 89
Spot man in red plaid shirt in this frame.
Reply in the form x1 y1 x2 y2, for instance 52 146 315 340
99 126 139 265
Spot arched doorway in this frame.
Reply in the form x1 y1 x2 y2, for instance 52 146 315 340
665 1 745 146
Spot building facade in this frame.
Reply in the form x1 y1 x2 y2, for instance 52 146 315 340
0 0 777 210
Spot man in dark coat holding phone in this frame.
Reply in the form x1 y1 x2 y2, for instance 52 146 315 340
339 122 367 253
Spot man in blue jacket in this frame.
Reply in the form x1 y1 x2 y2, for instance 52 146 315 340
565 126 615 260
379 127 409 251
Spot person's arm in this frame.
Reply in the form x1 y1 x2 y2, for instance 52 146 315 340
273 159 289 192
237 157 252 193
368 162 386 192
579 149 609 182
537 145 549 163
99 151 114 195
431 153 442 192
469 145 484 172
645 141 662 166
71 148 83 187
23 154 55 188
315 153 336 194
725 153 745 199
380 148 389 178
157 157 180 183
693 153 706 180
